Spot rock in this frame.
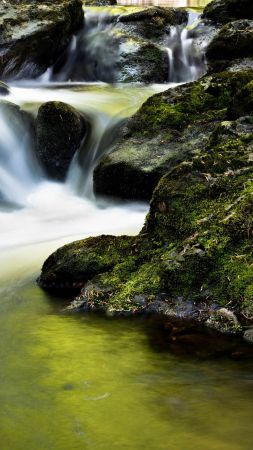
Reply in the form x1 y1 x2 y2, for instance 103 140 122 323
0 0 83 80
112 6 187 82
0 81 9 96
116 37 168 83
205 308 241 334
243 328 253 344
117 7 188 42
94 69 253 200
206 20 253 69
228 80 253 118
38 234 136 295
36 101 86 180
202 0 253 24
58 10 168 84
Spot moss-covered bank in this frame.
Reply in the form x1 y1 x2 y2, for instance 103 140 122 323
38 70 253 341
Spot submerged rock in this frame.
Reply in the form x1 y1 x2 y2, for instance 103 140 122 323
36 101 86 180
0 0 83 80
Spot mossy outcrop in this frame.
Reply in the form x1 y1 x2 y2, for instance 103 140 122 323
39 110 253 335
36 101 86 180
0 0 83 80
94 69 253 200
206 20 253 68
202 0 253 24
38 0 253 342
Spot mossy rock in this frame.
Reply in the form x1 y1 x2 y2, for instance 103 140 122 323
36 101 86 180
206 20 253 65
94 69 253 200
0 0 83 80
202 0 253 24
38 235 137 295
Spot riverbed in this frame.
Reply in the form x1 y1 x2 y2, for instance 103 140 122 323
1 1 253 449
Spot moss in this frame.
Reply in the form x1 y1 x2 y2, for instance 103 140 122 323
129 71 253 137
39 68 253 323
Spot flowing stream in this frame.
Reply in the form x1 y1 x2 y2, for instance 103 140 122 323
0 3 253 450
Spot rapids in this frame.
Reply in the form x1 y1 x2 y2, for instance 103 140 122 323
1 2 253 450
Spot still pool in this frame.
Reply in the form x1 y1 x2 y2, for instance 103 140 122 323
0 253 253 450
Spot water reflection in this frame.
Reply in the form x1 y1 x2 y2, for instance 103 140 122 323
117 0 210 8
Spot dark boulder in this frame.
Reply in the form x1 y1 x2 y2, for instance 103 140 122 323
36 101 86 180
206 20 253 65
202 0 253 24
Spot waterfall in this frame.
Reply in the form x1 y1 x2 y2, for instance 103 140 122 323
44 11 118 83
166 23 206 83
0 109 41 206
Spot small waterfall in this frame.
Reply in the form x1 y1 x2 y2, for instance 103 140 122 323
67 112 125 198
44 12 118 83
166 21 206 83
0 110 41 206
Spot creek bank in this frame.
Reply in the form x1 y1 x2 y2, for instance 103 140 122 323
38 0 253 346
0 0 83 80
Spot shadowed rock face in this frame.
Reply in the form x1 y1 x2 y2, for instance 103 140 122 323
206 20 253 63
0 0 83 80
202 0 253 24
36 101 87 181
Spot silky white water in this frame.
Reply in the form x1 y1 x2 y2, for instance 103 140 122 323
0 83 169 253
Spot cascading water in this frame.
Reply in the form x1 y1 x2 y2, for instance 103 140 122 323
42 11 118 83
0 6 208 249
0 109 41 206
166 14 207 83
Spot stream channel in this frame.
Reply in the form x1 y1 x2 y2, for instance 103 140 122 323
0 1 253 449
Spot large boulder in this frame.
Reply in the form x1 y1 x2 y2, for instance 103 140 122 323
206 20 253 67
36 101 86 180
0 0 83 80
94 69 253 200
202 0 253 24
